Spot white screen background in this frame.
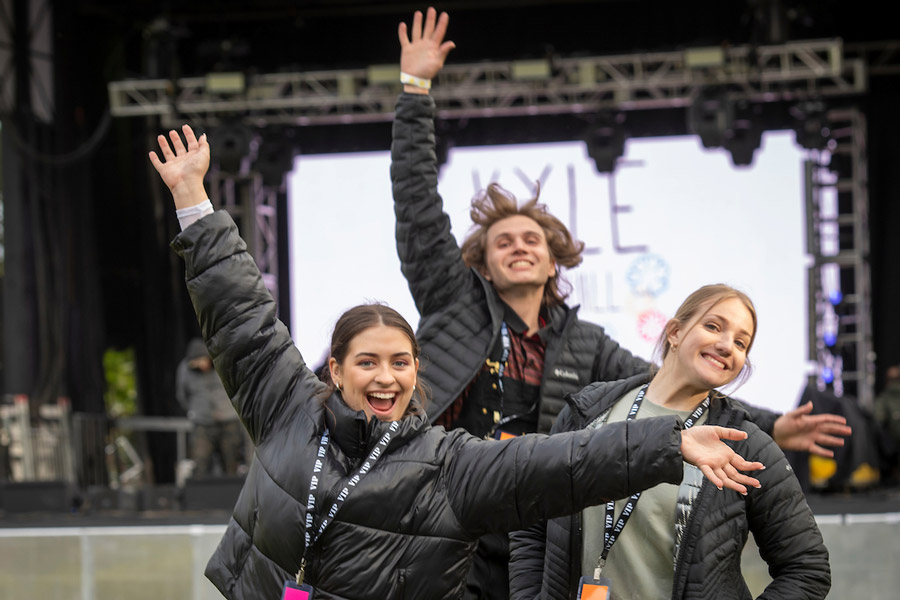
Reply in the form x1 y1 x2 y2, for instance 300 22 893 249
287 131 809 413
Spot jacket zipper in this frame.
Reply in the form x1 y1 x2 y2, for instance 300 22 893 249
671 402 740 599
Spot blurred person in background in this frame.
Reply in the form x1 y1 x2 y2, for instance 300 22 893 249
176 337 244 476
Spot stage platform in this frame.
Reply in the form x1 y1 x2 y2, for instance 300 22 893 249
1 486 898 599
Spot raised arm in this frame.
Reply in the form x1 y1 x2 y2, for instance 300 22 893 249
151 125 324 444
391 9 471 317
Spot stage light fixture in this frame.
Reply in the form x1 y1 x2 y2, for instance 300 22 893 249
253 132 298 189
584 115 626 173
210 122 253 174
205 72 246 95
724 117 762 167
791 101 831 150
687 88 733 149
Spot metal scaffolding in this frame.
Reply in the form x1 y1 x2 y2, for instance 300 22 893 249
805 108 874 407
109 38 867 127
208 171 281 306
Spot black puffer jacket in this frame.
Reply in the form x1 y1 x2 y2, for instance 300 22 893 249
390 92 779 436
509 373 831 600
172 211 694 600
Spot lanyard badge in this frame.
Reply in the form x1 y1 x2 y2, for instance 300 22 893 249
282 581 315 599
577 575 612 600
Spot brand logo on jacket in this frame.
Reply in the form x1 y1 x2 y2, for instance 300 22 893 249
554 368 580 381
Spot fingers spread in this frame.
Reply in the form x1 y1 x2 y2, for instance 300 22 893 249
423 6 437 37
157 134 175 161
731 471 761 490
168 129 187 155
719 473 748 495
182 124 198 149
699 465 723 490
808 444 835 458
714 426 749 441
411 10 423 41
817 433 846 447
793 401 815 416
731 456 765 472
433 10 449 40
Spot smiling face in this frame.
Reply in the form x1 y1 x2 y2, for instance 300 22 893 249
482 215 557 294
329 325 419 422
667 296 755 392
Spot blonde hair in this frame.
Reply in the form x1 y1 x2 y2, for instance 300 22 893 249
460 182 584 306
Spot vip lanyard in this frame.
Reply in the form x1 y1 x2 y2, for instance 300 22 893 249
487 321 539 438
594 385 710 579
296 420 400 584
496 321 511 394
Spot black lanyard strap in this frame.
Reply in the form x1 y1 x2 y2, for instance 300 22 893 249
486 321 540 438
595 385 710 579
297 419 400 584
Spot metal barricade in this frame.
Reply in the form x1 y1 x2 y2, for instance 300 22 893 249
0 395 75 483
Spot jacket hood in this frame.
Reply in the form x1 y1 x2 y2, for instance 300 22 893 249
185 337 210 360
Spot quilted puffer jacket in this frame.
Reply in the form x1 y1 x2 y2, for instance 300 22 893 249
172 211 693 600
509 373 831 600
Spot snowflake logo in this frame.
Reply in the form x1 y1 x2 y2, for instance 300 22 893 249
626 254 669 298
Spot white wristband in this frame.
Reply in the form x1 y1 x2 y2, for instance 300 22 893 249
400 72 432 90
176 200 214 231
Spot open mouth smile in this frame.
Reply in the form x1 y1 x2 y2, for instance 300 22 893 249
366 391 398 415
508 259 533 269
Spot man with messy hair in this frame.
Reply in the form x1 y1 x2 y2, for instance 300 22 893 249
390 8 850 599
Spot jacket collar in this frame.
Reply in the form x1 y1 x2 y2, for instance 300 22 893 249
567 372 653 427
475 267 578 338
324 393 430 459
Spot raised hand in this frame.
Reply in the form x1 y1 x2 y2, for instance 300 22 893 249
148 124 210 209
681 426 764 495
772 400 852 458
398 7 456 84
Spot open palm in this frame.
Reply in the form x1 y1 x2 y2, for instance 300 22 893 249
149 124 210 209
